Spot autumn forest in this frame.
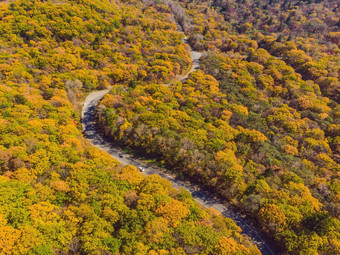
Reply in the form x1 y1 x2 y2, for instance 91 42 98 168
0 0 339 254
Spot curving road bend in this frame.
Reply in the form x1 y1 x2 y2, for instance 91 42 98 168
81 18 277 255
172 16 202 82
81 89 277 255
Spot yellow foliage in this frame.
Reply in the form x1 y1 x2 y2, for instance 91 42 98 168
282 144 298 156
13 226 42 255
215 236 239 255
0 226 21 255
0 119 10 133
231 104 248 115
215 149 238 168
156 199 190 227
286 182 322 214
50 180 71 192
0 212 7 226
137 193 156 211
221 110 232 121
116 165 143 186
13 168 37 183
258 203 287 232
144 217 169 243
29 201 58 224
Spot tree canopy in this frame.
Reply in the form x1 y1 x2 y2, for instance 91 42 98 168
0 0 261 254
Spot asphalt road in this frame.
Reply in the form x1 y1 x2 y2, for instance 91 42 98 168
80 17 277 255
172 16 202 82
81 89 277 255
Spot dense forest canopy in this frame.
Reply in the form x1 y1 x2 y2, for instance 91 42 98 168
0 0 339 254
0 0 262 254
98 0 340 254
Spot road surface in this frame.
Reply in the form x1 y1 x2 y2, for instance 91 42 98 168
80 17 277 255
81 89 277 255
172 16 202 82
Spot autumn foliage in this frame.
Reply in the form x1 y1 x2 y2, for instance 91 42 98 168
0 0 261 254
98 0 340 254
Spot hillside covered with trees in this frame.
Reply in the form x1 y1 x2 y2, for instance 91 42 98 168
0 0 262 254
98 0 340 254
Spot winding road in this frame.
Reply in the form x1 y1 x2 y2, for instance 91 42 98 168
171 16 202 82
81 17 277 255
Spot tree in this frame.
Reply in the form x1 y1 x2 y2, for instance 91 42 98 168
258 203 287 233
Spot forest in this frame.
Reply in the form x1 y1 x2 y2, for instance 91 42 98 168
0 0 339 254
97 0 340 254
0 0 262 254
